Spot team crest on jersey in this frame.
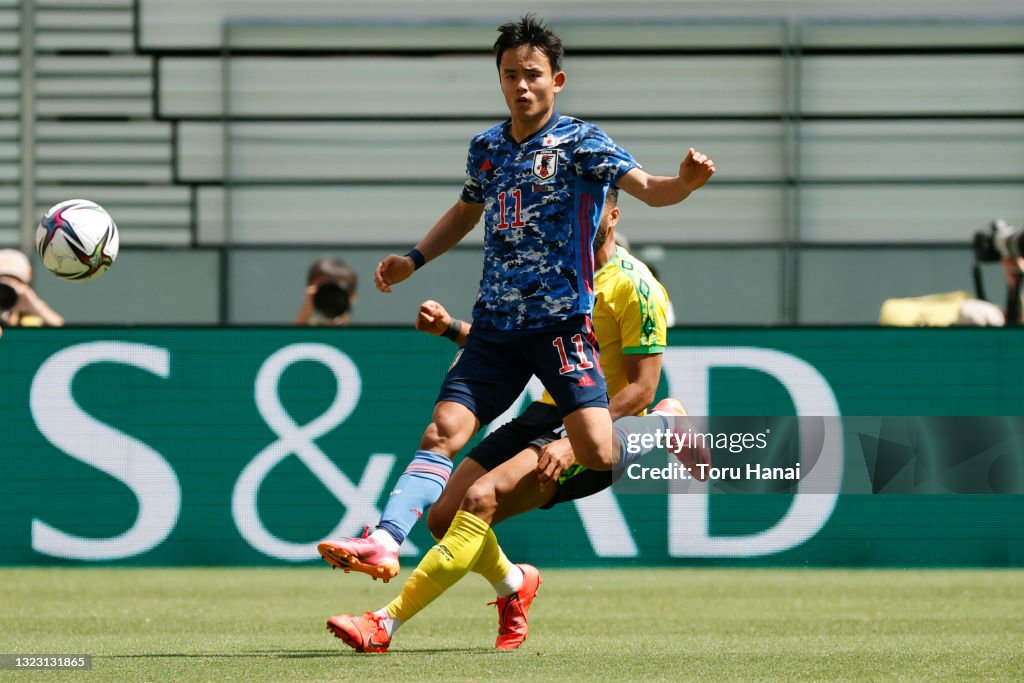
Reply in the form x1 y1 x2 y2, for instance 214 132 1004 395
532 150 559 180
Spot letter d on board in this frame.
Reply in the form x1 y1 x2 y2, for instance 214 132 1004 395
661 347 841 558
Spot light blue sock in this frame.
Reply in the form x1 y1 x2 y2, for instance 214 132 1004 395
376 450 454 545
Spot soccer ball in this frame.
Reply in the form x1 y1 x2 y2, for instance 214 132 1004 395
36 199 119 282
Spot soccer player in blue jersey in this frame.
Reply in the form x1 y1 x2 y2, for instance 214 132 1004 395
318 15 715 586
322 191 711 653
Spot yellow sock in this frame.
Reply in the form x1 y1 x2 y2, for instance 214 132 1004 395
385 510 491 622
471 528 516 586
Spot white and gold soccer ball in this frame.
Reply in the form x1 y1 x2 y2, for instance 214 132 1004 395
35 199 119 282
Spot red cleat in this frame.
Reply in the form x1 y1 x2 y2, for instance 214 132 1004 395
651 398 712 480
317 528 400 582
651 397 687 417
490 564 542 650
326 612 391 653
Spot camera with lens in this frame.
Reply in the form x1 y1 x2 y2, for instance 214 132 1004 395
305 257 358 322
0 248 31 317
312 280 352 319
0 280 16 311
973 219 1024 263
971 219 1024 326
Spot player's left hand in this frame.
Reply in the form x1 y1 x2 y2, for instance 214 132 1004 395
375 254 415 293
537 438 575 489
678 147 716 193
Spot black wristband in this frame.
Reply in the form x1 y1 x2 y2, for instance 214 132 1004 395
405 248 426 270
442 319 463 342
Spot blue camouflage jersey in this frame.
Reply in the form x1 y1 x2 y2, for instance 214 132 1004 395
460 112 639 330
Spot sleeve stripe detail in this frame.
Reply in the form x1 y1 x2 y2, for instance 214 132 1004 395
623 345 665 355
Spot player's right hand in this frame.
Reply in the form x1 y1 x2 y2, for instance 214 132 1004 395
537 438 575 489
416 300 451 336
374 254 415 293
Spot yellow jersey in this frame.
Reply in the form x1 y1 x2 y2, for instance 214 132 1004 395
539 245 670 410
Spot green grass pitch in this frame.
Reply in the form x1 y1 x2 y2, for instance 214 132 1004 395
2 567 1022 681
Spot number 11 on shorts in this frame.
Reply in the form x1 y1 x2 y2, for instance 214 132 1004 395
553 334 594 375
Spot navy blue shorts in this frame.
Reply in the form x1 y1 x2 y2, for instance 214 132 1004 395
437 314 608 425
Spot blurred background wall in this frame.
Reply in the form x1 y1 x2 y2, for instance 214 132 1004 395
1 0 1022 325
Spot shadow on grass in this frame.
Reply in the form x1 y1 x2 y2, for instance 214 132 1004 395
103 647 496 659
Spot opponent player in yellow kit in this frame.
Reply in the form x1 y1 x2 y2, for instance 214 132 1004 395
320 188 710 652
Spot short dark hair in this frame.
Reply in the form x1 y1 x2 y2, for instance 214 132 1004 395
494 15 563 74
606 187 619 208
306 256 357 292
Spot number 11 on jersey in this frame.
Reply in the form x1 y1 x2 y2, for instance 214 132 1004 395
495 189 525 230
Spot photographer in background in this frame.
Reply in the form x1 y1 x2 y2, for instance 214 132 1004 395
973 219 1024 326
881 219 1024 328
0 248 64 330
293 256 358 327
